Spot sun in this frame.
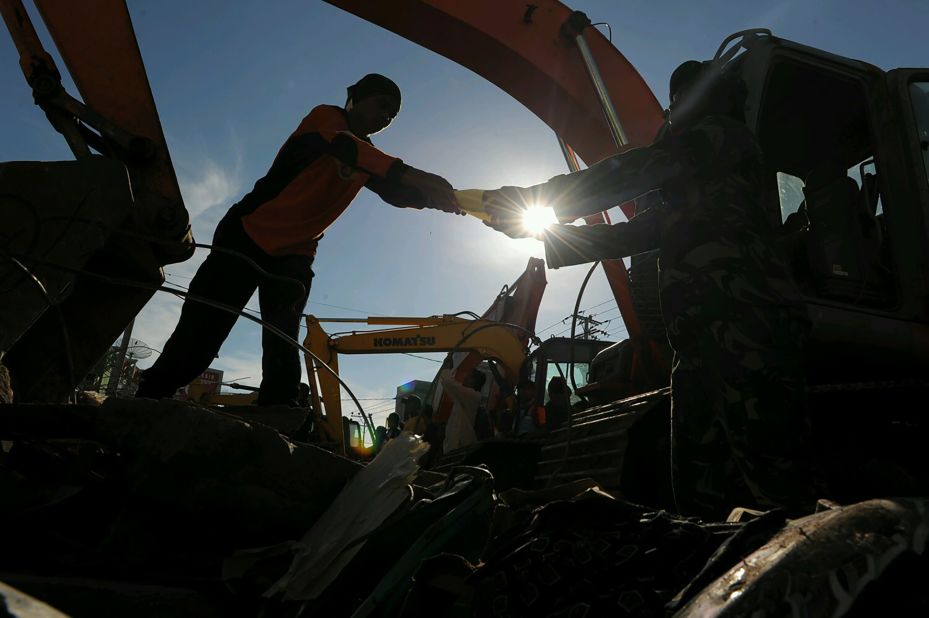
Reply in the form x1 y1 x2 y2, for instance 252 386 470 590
521 203 557 236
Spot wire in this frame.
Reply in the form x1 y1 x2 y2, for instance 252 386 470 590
534 318 567 336
590 22 612 43
586 297 616 311
114 228 307 303
2 253 75 404
306 300 372 315
568 264 599 397
449 310 482 320
535 299 618 337
17 254 378 444
402 353 443 363
547 261 600 488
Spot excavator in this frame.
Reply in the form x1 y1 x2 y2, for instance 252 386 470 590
321 1 929 488
2 0 929 614
302 314 613 454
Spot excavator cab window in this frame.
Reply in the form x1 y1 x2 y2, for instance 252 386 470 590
911 81 929 184
758 58 897 308
526 337 614 406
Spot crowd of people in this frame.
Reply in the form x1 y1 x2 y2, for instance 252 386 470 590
372 368 577 462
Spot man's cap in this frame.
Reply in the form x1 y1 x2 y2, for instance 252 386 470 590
669 60 706 102
347 73 402 107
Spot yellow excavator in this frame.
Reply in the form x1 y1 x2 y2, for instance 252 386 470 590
300 314 617 456
302 314 529 451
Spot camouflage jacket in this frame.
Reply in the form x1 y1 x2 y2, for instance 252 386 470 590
538 115 806 341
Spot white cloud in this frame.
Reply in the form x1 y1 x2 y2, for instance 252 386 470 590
131 142 249 368
178 156 243 224
210 350 263 388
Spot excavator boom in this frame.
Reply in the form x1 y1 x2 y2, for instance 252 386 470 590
323 0 663 166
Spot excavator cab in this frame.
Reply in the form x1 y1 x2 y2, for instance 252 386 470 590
523 336 615 406
724 31 929 384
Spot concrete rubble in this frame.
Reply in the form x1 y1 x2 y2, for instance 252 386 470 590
0 397 927 617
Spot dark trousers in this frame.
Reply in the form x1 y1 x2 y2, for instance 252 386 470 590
669 308 815 519
136 212 314 405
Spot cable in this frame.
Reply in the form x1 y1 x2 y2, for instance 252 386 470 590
585 297 616 311
451 321 540 364
449 310 482 320
401 353 443 363
590 21 612 43
17 255 378 444
114 228 307 303
547 261 600 488
535 300 618 338
2 253 76 404
306 300 372 315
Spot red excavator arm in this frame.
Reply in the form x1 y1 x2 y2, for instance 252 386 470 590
1 0 193 402
323 0 662 165
324 0 667 372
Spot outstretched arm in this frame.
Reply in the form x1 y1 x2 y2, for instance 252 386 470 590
486 116 760 227
542 205 662 268
366 167 462 214
284 105 460 213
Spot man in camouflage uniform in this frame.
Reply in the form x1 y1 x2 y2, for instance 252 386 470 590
484 61 816 518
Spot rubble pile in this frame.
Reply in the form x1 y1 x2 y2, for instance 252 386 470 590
1 398 928 617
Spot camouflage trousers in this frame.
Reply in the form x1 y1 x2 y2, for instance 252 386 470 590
668 306 816 519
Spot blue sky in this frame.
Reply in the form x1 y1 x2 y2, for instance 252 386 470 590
3 0 926 425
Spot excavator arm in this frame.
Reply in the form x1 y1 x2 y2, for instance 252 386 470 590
304 315 529 453
1 0 194 402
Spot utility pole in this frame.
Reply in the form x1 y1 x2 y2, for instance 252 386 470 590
566 311 609 340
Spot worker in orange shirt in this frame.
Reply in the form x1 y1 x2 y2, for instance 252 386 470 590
137 74 462 406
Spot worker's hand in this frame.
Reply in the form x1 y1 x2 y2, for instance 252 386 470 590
402 167 463 215
483 186 533 238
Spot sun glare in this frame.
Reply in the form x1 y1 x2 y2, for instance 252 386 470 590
521 203 557 236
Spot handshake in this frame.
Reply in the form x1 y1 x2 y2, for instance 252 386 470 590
481 186 544 239
457 186 556 239
401 167 557 239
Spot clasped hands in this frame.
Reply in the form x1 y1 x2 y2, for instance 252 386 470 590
400 168 554 241
481 186 537 239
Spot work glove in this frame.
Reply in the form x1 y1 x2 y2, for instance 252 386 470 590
482 186 535 239
401 167 464 215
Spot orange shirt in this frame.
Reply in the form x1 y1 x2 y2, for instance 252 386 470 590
236 105 419 257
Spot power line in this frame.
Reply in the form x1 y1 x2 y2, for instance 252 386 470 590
306 299 374 315
570 310 609 340
585 297 616 311
402 353 443 363
536 297 617 337
591 306 620 318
